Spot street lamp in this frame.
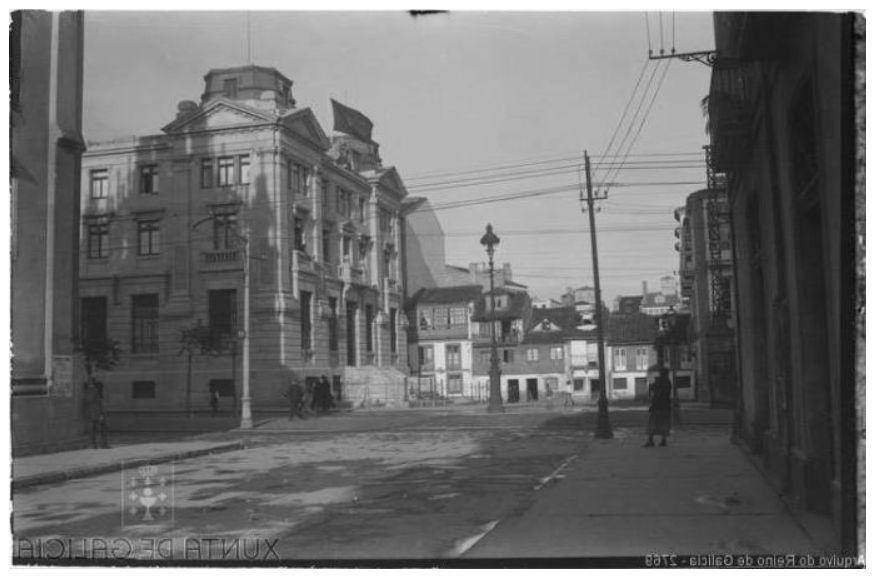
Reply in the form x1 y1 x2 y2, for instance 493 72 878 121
193 216 253 429
480 223 504 413
660 305 681 427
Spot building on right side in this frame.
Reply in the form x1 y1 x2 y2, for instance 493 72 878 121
705 12 859 554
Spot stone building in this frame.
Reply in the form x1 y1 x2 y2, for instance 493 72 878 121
78 65 409 413
706 12 858 552
11 11 87 454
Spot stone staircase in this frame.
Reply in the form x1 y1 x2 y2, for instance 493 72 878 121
342 365 409 409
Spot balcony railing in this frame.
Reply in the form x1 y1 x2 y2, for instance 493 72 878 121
201 249 242 271
339 262 365 284
473 333 521 346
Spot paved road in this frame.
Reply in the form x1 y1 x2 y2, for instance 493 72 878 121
12 407 736 562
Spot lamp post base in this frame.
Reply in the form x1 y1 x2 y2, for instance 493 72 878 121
487 364 504 413
593 395 614 439
240 397 253 430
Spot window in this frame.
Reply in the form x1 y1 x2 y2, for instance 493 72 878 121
131 294 159 353
328 296 338 352
503 349 514 363
293 217 306 252
81 296 108 346
213 213 237 250
301 291 312 352
87 221 109 259
320 178 329 205
223 77 238 98
383 247 392 279
359 198 366 222
90 169 109 199
614 348 628 371
449 307 468 327
526 348 539 362
418 345 434 367
322 228 333 264
431 307 445 328
389 308 397 354
217 156 235 186
337 188 347 216
343 236 353 262
636 347 650 371
132 381 156 399
573 378 585 392
137 220 160 256
379 208 393 233
447 374 463 395
239 155 250 185
613 378 628 390
289 162 309 195
365 304 374 353
208 289 237 340
446 344 461 370
140 164 158 195
550 346 563 361
200 159 213 188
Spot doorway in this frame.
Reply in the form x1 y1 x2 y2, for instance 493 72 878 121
507 379 520 403
346 302 357 366
526 378 539 401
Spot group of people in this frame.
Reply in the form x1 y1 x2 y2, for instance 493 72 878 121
284 373 336 420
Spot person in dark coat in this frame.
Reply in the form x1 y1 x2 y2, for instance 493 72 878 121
645 367 672 447
319 375 334 413
284 372 306 420
83 381 109 449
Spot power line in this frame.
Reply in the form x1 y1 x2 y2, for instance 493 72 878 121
598 58 674 190
595 59 651 170
596 60 663 186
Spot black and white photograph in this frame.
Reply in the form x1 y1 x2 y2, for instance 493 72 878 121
7 6 865 568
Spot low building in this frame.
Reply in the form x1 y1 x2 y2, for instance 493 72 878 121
471 288 532 401
605 312 695 402
406 285 483 400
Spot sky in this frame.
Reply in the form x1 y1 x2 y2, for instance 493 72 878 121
83 10 715 302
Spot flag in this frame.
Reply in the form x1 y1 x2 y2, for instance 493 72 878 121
331 98 374 142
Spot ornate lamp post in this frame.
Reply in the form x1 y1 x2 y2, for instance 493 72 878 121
480 224 504 413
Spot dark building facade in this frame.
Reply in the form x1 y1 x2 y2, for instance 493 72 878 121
706 12 858 553
11 11 88 454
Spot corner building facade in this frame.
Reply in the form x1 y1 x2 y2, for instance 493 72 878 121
79 66 409 412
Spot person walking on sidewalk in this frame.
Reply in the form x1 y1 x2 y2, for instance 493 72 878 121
284 372 306 420
83 381 109 449
210 389 220 417
644 367 672 447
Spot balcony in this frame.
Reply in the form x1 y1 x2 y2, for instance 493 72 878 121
292 250 317 274
339 261 365 284
383 277 399 294
201 248 242 272
473 333 521 347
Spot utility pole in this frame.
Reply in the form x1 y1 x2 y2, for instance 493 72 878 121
584 150 613 439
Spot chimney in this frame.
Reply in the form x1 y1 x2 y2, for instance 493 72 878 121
642 280 648 295
503 263 512 282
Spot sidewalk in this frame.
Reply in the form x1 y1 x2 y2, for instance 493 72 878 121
464 429 821 558
12 438 247 491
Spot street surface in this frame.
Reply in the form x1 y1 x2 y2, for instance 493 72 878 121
13 405 817 563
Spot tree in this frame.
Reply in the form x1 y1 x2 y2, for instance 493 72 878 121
81 337 122 387
178 319 227 417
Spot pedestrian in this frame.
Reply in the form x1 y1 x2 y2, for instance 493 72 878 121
210 389 219 417
645 367 672 447
319 375 333 413
284 372 306 420
83 381 109 449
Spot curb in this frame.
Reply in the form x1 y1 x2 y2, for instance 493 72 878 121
12 440 248 491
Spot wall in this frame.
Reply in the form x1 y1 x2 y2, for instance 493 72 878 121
11 11 88 454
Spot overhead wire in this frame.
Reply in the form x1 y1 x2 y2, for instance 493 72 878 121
599 58 673 189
